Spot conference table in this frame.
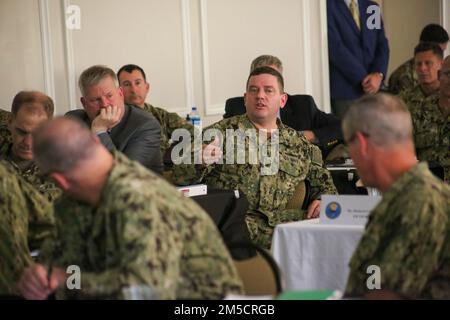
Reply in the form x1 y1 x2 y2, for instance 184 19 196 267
271 219 365 292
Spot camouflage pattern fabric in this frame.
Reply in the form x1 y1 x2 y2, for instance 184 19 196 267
399 84 440 112
0 124 11 150
388 58 417 95
0 108 11 126
142 103 194 156
0 161 54 295
40 152 242 300
172 115 337 249
345 163 450 299
0 126 61 202
408 95 449 182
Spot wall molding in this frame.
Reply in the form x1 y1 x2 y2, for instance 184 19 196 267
180 0 195 116
319 0 331 113
199 0 223 115
300 0 313 96
38 0 55 100
61 0 77 110
442 0 450 57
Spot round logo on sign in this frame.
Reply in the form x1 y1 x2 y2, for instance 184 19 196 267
325 201 341 219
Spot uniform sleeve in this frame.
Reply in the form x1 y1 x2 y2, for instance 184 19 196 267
346 196 447 298
371 201 446 298
16 176 55 252
121 118 163 173
0 172 34 294
306 144 338 201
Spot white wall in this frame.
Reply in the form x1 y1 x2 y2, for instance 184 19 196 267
0 0 447 125
0 0 330 126
382 0 441 77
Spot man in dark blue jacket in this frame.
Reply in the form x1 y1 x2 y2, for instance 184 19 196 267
327 0 389 118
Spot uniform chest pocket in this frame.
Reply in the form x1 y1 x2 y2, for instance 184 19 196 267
278 153 308 179
274 154 310 210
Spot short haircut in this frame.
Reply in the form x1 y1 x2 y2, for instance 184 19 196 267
33 116 98 174
250 55 283 74
11 91 54 118
246 66 285 93
342 93 413 147
117 64 147 82
414 42 444 59
78 65 118 96
420 24 449 44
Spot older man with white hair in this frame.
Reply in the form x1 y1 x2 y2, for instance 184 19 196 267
343 93 450 299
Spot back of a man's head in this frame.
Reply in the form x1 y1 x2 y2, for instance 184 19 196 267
78 65 118 96
32 117 99 175
11 91 54 118
250 55 283 74
342 93 413 148
420 24 449 44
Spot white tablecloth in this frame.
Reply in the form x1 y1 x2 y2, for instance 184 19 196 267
272 219 364 292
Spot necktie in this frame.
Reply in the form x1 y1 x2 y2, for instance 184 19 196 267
349 0 360 30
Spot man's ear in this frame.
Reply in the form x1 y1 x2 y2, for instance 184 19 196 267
80 97 86 108
280 93 288 109
355 131 370 158
49 172 71 192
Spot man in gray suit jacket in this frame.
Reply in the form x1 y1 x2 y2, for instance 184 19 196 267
66 65 163 173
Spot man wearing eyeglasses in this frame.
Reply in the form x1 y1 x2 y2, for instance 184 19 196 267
409 56 450 183
343 93 450 299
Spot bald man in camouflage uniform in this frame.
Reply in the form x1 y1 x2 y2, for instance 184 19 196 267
117 64 194 157
343 94 450 299
19 117 242 300
409 56 450 182
0 161 54 295
0 91 61 202
173 67 337 249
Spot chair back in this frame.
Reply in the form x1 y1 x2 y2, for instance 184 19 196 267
230 242 282 297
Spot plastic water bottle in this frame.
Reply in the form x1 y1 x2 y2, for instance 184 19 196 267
189 106 202 130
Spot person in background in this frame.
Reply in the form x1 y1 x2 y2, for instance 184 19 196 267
117 64 193 162
0 91 61 202
409 55 450 183
66 65 163 173
388 24 449 95
327 0 389 118
399 42 443 111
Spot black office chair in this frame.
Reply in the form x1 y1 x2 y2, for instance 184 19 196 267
192 189 256 260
